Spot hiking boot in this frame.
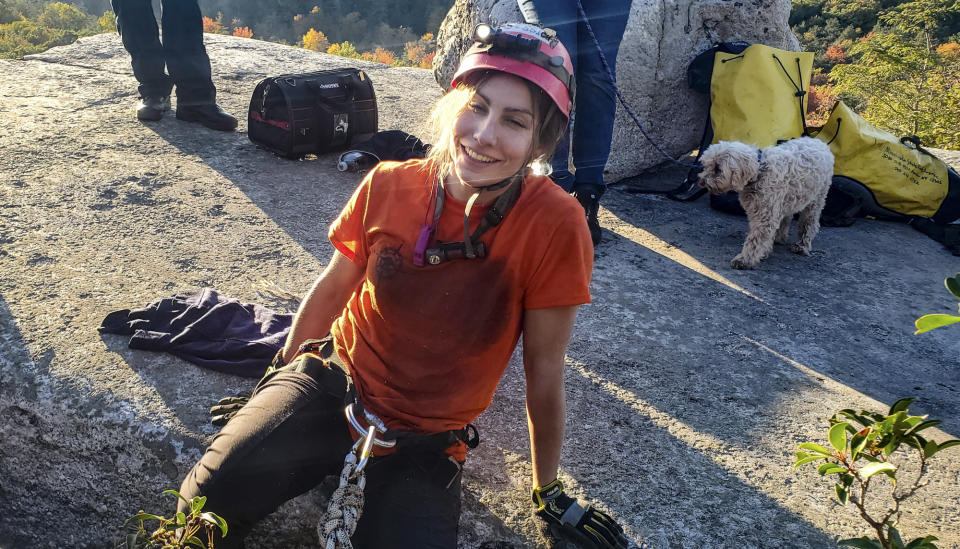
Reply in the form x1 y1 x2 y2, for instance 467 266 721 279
572 183 605 246
136 96 170 121
176 103 238 131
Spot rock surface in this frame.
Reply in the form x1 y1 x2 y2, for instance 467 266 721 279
433 0 799 182
1 33 959 548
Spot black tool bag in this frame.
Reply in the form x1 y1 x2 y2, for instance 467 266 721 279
247 68 378 158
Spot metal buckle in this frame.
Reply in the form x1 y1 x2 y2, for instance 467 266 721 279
344 403 396 449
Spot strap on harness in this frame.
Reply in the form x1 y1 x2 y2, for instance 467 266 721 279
346 399 480 455
294 339 482 455
423 174 523 265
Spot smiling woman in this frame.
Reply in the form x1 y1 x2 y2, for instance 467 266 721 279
451 75 536 193
174 22 640 549
426 69 568 203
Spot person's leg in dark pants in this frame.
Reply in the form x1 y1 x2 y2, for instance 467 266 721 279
535 0 630 245
112 0 172 120
111 0 235 128
177 371 353 548
158 0 215 106
568 1 629 190
351 452 463 549
568 1 629 245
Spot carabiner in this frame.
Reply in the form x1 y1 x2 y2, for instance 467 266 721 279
354 425 376 474
345 403 396 448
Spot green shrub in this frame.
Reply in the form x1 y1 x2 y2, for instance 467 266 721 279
37 2 92 32
99 11 116 33
795 398 959 549
117 490 228 549
0 19 76 58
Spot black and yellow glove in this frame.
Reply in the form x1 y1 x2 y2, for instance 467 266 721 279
533 479 637 549
208 391 252 427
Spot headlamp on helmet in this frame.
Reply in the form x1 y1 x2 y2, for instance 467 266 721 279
469 24 569 85
473 24 542 54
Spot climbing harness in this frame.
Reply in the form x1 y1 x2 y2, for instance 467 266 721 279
317 425 376 549
344 399 480 455
317 402 479 547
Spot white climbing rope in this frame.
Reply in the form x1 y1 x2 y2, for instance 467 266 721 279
317 426 376 549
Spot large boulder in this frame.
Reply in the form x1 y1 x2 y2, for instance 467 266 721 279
433 0 799 182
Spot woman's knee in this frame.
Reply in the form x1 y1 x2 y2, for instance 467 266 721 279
177 371 352 545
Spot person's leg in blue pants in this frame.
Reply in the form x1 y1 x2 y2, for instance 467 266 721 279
521 0 630 244
525 1 579 190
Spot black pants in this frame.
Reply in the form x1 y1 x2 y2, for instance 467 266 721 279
177 363 463 548
111 0 216 104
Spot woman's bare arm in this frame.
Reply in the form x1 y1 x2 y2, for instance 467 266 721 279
281 250 365 362
522 305 579 487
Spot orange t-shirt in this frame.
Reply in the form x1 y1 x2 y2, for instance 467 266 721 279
329 159 592 457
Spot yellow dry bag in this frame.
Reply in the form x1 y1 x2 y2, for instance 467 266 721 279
710 44 814 148
815 101 960 223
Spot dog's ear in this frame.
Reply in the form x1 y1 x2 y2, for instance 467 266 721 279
728 148 759 191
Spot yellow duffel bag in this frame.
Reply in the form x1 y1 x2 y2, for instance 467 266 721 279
710 44 814 148
815 101 960 224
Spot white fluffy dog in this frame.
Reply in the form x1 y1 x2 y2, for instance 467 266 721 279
698 136 835 269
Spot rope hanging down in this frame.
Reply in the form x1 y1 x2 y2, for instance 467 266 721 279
318 426 376 549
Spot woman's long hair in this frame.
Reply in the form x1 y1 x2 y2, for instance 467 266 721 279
425 70 568 182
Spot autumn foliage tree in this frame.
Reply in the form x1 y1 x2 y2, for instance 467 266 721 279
823 43 848 64
327 41 360 59
201 15 223 35
807 70 839 125
362 46 396 65
404 33 436 68
300 27 328 52
830 0 960 147
232 26 252 38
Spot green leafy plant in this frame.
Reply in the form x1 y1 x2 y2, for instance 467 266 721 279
915 273 960 334
795 397 959 549
117 490 227 549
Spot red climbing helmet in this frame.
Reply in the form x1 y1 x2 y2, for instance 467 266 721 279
451 22 574 119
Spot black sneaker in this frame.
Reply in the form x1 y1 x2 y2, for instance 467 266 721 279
136 96 170 121
573 183 605 246
176 103 238 131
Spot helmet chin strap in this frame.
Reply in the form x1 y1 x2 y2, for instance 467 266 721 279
461 172 522 258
